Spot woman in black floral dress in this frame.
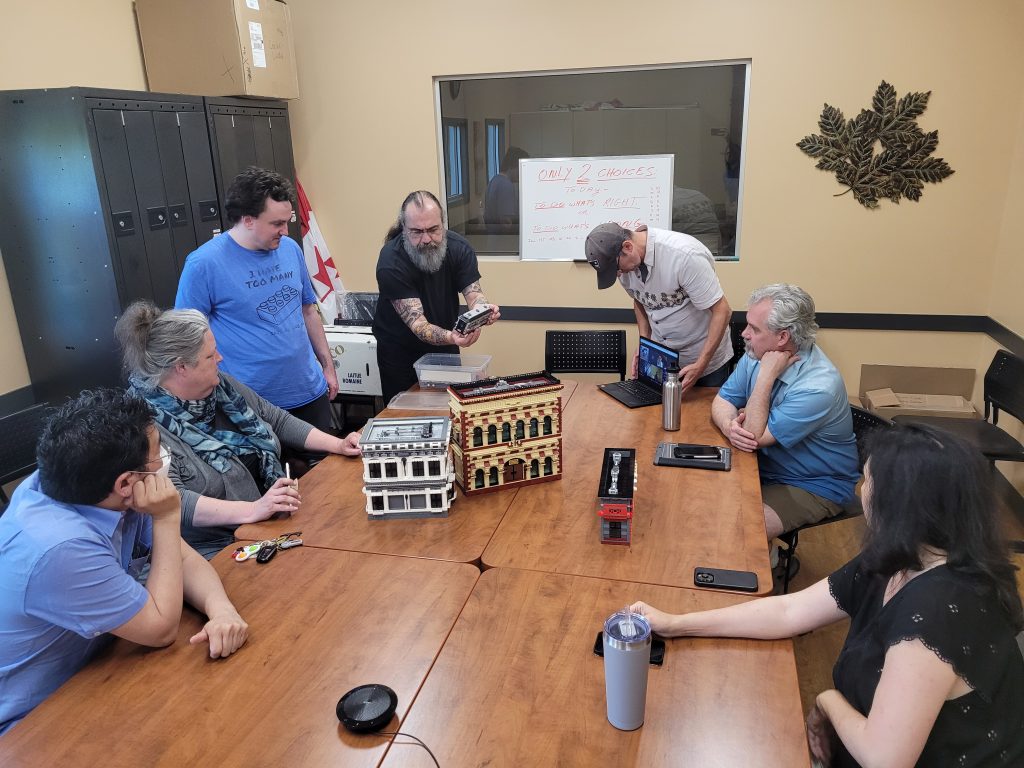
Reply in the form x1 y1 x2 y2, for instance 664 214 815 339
631 424 1023 767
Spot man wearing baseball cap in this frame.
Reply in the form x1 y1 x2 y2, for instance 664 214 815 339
585 222 733 392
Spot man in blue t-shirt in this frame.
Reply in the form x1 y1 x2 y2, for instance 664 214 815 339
0 390 248 734
176 168 337 433
712 283 859 541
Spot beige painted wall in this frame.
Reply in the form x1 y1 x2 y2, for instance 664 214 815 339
989 74 1024 339
985 61 1024 494
1 0 1022 424
286 0 1023 315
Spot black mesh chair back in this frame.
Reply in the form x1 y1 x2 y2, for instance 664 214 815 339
850 405 895 469
985 350 1024 425
727 319 745 373
776 404 893 592
544 330 627 381
0 402 50 509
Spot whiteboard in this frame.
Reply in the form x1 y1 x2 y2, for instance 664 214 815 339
518 154 674 261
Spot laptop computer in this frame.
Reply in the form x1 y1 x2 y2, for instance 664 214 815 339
599 336 680 408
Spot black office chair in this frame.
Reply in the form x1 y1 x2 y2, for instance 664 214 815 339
0 402 50 513
544 330 627 381
890 350 1024 464
891 350 1024 554
776 405 894 593
726 319 745 373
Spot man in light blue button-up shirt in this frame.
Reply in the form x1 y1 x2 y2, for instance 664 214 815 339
0 390 249 734
713 284 860 541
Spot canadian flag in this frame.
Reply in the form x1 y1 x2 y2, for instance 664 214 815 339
296 178 345 320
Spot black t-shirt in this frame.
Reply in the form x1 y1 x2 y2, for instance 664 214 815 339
828 554 1024 767
372 230 481 367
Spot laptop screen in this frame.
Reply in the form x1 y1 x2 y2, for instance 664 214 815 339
637 337 680 389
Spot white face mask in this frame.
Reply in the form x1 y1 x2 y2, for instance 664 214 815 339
137 447 171 479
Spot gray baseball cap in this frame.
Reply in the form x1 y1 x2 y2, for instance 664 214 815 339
585 223 630 289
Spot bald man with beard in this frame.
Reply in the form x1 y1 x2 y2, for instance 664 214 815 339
372 191 500 402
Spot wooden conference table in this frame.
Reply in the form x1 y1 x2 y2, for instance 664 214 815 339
482 385 773 593
1 551 809 768
240 381 773 595
0 546 480 768
1 380 809 767
234 383 580 564
382 568 810 767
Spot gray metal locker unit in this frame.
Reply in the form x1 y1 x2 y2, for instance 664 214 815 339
204 96 300 241
0 87 223 404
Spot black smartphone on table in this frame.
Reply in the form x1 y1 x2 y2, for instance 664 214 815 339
674 445 723 460
693 566 758 593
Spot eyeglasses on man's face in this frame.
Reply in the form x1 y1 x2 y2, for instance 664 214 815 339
136 446 171 475
406 225 443 239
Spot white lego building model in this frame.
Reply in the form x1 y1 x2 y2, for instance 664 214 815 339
358 416 456 519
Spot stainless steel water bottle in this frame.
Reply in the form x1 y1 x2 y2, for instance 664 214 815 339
662 363 681 431
603 609 652 730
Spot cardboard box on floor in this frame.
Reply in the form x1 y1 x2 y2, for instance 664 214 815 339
859 365 979 420
135 0 299 99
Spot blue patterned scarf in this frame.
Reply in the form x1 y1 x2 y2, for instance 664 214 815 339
131 374 284 488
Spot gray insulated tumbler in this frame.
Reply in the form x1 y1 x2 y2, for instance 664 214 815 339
603 610 652 730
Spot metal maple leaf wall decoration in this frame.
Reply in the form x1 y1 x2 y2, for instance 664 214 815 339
797 81 954 208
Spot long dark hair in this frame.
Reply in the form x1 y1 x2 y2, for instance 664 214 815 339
861 424 1022 630
383 190 444 243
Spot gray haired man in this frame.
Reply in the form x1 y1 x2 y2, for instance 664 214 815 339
711 284 859 541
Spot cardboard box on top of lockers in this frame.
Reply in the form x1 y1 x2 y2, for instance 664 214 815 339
859 365 979 420
136 0 299 99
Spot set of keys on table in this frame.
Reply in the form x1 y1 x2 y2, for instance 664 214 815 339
233 532 303 564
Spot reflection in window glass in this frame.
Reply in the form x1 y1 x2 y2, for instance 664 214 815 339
439 63 747 260
486 120 505 182
443 118 469 205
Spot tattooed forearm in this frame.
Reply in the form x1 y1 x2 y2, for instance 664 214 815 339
393 298 424 326
418 325 453 345
393 298 452 346
462 281 487 307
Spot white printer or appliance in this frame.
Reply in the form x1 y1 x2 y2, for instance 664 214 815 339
325 292 382 398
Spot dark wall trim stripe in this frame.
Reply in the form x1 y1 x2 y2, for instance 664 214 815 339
982 317 1024 359
499 307 1024 356
814 313 990 332
4 313 1022 411
501 306 636 323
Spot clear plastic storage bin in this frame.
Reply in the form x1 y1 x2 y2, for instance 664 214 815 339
414 354 492 389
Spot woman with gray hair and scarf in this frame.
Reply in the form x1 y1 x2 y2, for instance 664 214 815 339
115 301 361 557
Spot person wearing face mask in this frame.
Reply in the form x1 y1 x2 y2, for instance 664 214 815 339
0 389 250 734
115 301 362 558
